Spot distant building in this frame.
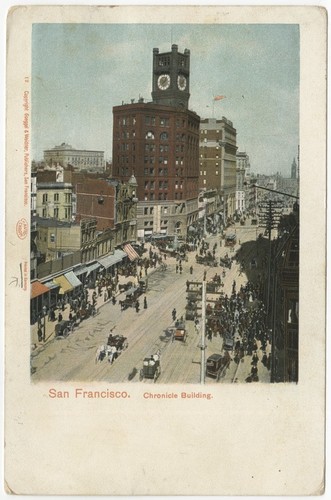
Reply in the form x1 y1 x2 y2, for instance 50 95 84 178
36 182 74 221
36 218 81 262
44 143 105 172
199 117 237 222
291 157 297 179
236 151 250 213
75 179 115 232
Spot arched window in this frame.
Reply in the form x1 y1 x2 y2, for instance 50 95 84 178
145 131 155 140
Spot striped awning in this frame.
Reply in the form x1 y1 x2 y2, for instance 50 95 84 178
123 244 139 261
53 275 74 295
98 249 126 269
64 271 83 288
31 280 50 299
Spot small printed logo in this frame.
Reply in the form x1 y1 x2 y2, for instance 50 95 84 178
16 218 28 239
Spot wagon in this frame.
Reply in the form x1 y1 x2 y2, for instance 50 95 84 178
107 334 128 352
118 281 134 293
219 257 232 269
140 351 161 382
95 334 128 364
138 277 148 293
172 320 187 342
206 352 231 380
55 320 74 338
185 301 197 321
120 286 142 309
195 255 217 267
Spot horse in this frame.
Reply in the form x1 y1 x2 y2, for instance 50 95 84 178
95 345 106 363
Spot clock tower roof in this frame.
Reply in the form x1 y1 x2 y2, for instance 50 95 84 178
151 44 191 109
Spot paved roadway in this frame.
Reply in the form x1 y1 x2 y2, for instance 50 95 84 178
31 222 271 384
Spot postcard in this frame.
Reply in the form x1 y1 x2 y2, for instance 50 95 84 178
4 4 327 495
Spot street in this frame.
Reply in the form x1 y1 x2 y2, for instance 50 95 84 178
31 222 272 384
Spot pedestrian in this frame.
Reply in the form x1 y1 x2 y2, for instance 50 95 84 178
37 326 43 342
172 308 176 321
58 312 63 322
176 264 179 274
144 297 147 309
190 266 193 275
135 300 140 313
203 270 207 281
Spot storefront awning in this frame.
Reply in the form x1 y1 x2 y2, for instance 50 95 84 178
43 280 59 290
86 262 100 276
31 280 50 299
53 275 74 295
97 250 126 269
64 271 83 288
123 243 139 261
73 265 88 276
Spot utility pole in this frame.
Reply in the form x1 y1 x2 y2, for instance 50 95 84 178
186 279 224 384
259 199 283 324
200 280 206 384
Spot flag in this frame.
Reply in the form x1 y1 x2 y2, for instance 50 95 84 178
213 95 226 101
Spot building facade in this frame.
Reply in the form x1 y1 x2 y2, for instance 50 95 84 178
44 143 105 172
112 44 200 238
199 117 237 223
36 182 74 221
236 151 250 214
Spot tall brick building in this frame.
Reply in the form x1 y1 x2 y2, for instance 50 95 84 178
112 44 200 238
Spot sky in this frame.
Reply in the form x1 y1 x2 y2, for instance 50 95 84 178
32 23 299 176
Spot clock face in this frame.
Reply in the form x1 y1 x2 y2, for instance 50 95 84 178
177 75 187 91
157 74 171 90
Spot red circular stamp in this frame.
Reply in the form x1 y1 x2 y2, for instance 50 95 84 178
16 218 28 240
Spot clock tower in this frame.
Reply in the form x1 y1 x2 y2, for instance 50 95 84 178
151 44 190 108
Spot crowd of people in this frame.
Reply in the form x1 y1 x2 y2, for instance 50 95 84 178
203 279 271 382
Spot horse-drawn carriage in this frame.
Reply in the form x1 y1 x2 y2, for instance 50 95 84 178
118 281 134 294
138 277 148 293
95 334 128 363
185 300 197 321
206 352 231 380
140 350 161 382
55 320 74 338
206 275 223 293
107 333 128 351
195 254 217 267
172 319 188 342
219 256 232 269
120 286 142 310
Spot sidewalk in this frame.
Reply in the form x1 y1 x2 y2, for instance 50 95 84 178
30 254 165 351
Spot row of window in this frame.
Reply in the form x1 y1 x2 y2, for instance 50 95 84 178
42 193 72 203
143 156 185 165
41 207 72 219
200 170 219 176
143 206 170 215
145 181 169 189
143 192 183 201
